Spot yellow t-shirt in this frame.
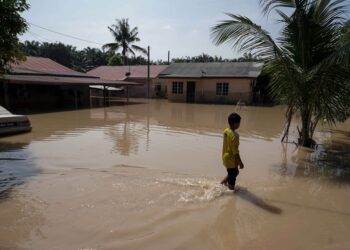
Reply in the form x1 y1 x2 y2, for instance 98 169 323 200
222 128 239 168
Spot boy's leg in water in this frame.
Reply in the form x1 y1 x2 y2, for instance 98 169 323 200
227 168 239 190
221 175 228 186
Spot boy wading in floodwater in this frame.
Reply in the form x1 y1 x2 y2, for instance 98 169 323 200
221 113 244 190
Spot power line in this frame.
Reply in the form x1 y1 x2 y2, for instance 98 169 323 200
28 22 104 46
27 30 54 43
27 31 45 43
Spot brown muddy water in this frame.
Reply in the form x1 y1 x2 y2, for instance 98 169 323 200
1 99 350 250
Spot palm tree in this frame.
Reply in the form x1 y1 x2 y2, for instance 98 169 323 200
211 0 350 147
82 47 109 68
238 53 261 62
103 18 147 65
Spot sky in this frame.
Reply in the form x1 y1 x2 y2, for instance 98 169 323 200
19 0 350 61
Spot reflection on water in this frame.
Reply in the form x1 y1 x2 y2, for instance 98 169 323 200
0 99 349 249
277 126 350 181
0 141 39 203
317 130 350 170
106 119 147 156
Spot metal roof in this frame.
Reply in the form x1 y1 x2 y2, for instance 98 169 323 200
9 56 92 78
0 74 143 86
158 62 263 78
2 56 143 86
87 65 169 80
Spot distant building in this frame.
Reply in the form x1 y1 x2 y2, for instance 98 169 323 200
87 65 168 98
159 62 263 104
0 56 141 111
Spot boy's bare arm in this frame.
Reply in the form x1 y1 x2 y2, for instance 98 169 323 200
236 154 244 169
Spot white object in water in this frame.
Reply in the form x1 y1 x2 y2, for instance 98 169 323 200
236 99 246 110
0 106 32 136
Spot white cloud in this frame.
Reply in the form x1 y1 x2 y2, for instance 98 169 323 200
162 25 173 30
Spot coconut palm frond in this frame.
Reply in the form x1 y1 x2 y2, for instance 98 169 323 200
102 42 121 52
313 0 347 27
340 20 350 44
131 45 147 55
211 14 282 61
107 26 123 42
128 48 136 56
276 9 292 23
313 41 350 73
130 36 140 43
311 64 350 124
103 18 146 64
259 0 298 15
264 59 303 104
129 27 139 37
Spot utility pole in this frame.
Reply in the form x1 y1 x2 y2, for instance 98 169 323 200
147 46 150 98
168 51 170 65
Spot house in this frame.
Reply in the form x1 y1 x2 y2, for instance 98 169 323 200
87 65 168 98
0 56 142 111
158 62 263 104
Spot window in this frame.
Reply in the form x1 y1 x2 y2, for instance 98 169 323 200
172 82 177 94
216 82 229 96
172 82 183 94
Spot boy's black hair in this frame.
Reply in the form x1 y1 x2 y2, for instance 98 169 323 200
228 113 241 125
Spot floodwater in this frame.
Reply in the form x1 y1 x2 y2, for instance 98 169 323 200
1 99 350 250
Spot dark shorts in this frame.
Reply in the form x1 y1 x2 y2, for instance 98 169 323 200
227 167 239 189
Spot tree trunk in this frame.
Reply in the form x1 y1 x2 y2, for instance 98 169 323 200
123 53 127 65
299 109 316 148
122 47 127 65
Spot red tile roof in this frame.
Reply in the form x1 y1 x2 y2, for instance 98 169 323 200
87 65 169 80
9 56 88 77
3 56 143 86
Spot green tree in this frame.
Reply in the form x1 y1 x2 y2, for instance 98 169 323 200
42 42 78 68
211 0 350 147
82 47 110 70
194 53 214 62
19 41 111 72
108 54 123 65
128 55 148 65
102 18 147 65
238 53 261 62
0 0 29 73
170 53 251 63
19 40 41 56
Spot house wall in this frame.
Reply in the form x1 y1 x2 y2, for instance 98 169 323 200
0 82 90 111
125 77 167 98
126 78 147 98
150 78 167 98
166 78 253 104
166 78 192 103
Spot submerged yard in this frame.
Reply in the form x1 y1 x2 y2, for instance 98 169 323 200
0 99 350 250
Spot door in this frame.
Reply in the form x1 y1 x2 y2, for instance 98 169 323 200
186 81 196 103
